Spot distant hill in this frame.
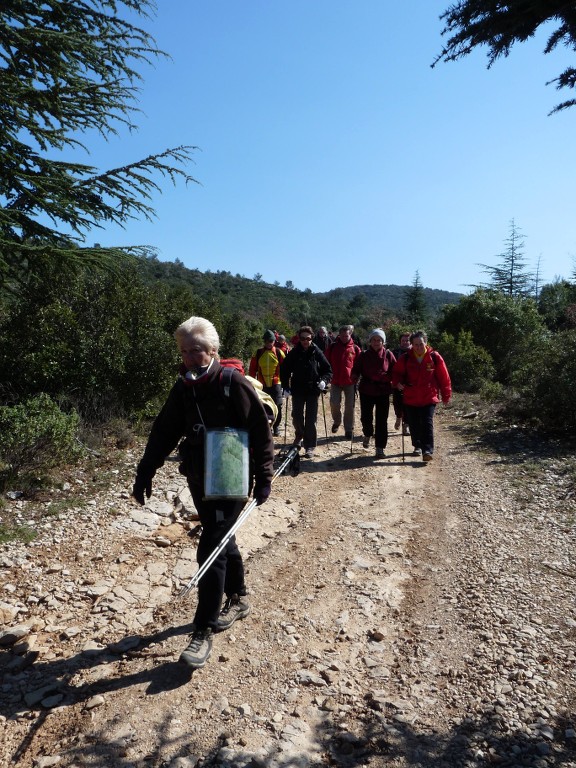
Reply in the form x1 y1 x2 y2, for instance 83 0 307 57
316 284 464 315
135 256 463 331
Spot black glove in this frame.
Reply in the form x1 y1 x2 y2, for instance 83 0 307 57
132 475 152 505
254 483 271 506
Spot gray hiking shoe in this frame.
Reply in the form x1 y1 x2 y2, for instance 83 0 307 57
215 594 251 632
362 435 370 449
179 626 212 668
376 448 385 459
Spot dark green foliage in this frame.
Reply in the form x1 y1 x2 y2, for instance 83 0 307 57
436 330 495 392
0 393 82 486
0 0 197 290
0 262 179 420
477 220 533 298
136 257 463 331
538 279 576 331
437 289 545 383
511 330 576 432
404 271 428 325
435 1 576 113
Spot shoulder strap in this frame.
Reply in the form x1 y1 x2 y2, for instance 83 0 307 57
221 366 234 397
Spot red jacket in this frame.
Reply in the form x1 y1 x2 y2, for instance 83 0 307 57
325 338 361 386
352 347 396 397
391 347 451 406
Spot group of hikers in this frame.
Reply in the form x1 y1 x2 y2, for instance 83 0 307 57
132 315 451 670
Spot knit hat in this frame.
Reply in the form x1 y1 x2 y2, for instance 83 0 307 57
263 329 276 342
369 329 386 343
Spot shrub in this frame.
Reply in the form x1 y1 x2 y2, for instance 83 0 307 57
0 394 82 485
436 330 495 392
511 329 576 431
437 289 545 383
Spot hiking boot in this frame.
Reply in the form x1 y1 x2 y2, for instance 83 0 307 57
411 447 421 456
273 428 280 437
376 448 385 459
394 417 402 431
362 435 370 449
179 626 212 668
215 594 251 631
344 431 353 440
423 452 433 462
331 423 340 433
403 425 410 436
304 448 315 459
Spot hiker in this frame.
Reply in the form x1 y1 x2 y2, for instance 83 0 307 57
280 325 332 459
132 316 274 669
324 324 361 439
276 334 290 354
391 330 451 462
313 326 331 353
392 331 411 433
351 329 396 459
249 329 286 437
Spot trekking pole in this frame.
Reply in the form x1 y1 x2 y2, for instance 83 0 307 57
401 414 405 463
321 392 328 442
283 391 289 447
178 445 300 599
350 385 358 455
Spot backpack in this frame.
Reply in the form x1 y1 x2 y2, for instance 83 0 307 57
220 361 278 424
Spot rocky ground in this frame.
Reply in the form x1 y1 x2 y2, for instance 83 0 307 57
0 395 575 768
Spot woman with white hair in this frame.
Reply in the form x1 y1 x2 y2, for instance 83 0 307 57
132 316 274 669
351 329 396 459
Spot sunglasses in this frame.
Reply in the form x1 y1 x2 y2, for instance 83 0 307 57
300 336 312 341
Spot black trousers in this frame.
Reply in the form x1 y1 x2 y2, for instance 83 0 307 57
359 393 390 449
404 403 436 454
291 391 319 449
189 481 247 630
263 382 283 433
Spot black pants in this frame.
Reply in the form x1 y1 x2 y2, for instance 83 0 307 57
291 391 319 449
359 393 390 449
189 481 247 630
263 382 283 433
404 404 436 455
392 389 404 419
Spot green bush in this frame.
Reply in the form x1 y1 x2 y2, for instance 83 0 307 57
437 289 545 383
0 394 82 483
436 330 495 392
511 329 576 431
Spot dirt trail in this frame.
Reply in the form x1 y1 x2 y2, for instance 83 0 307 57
1 403 575 768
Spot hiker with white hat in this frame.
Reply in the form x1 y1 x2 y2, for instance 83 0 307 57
351 329 396 459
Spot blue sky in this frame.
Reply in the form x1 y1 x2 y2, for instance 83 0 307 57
85 1 576 294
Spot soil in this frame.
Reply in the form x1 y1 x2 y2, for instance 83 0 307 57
0 396 575 768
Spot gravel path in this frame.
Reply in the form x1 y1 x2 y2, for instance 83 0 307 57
0 398 575 767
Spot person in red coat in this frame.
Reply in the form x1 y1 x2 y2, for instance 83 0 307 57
391 330 451 462
325 324 361 439
351 329 396 458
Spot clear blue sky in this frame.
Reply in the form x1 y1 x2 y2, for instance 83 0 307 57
85 1 576 294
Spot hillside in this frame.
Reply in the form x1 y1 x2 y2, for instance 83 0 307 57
136 256 463 328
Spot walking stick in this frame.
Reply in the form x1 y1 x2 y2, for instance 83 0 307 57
401 414 405 463
350 385 358 455
178 445 300 599
283 391 289 447
321 392 328 442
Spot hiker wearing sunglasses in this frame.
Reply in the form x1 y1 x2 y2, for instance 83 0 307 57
280 325 332 459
